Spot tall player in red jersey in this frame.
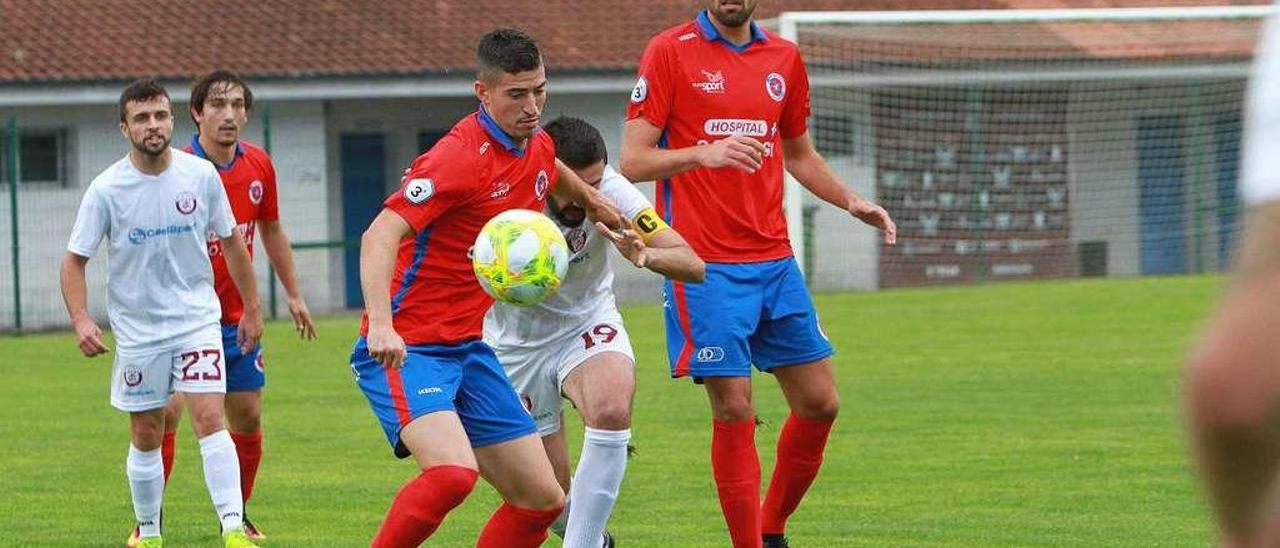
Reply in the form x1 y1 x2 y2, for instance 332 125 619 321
125 71 318 547
352 28 624 547
621 2 896 547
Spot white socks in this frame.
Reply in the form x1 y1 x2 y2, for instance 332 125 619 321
564 427 631 548
126 445 164 538
199 430 245 533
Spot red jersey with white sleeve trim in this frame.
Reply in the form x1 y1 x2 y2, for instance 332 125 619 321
626 11 811 263
359 109 559 346
185 137 279 324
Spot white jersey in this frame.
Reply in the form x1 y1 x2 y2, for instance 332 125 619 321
67 149 237 351
485 164 655 348
1244 1 1280 205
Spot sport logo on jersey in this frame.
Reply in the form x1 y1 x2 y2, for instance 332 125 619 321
693 69 726 94
404 178 434 204
704 119 768 137
765 72 787 102
534 170 549 201
248 180 264 204
566 227 588 253
175 191 198 215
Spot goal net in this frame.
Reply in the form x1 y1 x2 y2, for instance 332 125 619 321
777 6 1273 290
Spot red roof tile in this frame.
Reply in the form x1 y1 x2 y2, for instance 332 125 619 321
0 0 1269 84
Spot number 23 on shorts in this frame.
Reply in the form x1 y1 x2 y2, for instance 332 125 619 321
179 348 223 381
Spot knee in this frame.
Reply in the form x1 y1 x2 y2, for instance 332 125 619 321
711 396 755 422
189 406 225 437
794 395 840 422
130 421 164 450
530 488 566 514
227 409 261 433
585 401 632 431
1187 353 1272 434
422 465 479 505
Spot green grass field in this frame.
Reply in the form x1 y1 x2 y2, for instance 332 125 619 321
1 276 1223 546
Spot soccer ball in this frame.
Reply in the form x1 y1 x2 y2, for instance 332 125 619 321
472 209 570 307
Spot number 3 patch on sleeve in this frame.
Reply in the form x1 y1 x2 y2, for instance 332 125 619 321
632 208 669 243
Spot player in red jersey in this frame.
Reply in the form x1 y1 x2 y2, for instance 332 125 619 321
352 28 625 548
125 70 317 547
621 2 896 547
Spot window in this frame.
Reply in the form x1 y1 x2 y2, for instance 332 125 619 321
0 129 69 187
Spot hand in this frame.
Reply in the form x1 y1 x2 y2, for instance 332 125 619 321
584 189 627 234
697 136 765 173
73 317 109 357
287 296 317 341
237 308 264 355
849 199 897 245
367 322 406 369
595 220 649 268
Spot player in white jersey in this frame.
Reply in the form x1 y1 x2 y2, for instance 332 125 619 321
1187 4 1280 547
484 117 705 548
59 79 263 548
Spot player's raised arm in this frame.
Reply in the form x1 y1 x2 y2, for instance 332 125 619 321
620 118 765 183
60 252 109 357
553 158 625 229
782 132 897 245
220 228 263 353
359 209 413 369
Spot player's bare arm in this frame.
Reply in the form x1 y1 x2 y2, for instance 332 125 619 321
259 219 317 340
553 159 625 229
59 252 109 357
594 219 705 283
620 117 765 182
360 209 413 369
221 226 263 353
782 132 898 245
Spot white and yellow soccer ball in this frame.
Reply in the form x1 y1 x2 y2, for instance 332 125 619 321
472 209 570 307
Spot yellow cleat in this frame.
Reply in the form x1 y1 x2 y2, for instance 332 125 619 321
124 526 141 548
136 536 162 548
224 528 261 548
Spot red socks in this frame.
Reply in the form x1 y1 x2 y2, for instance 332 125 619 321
160 431 176 484
229 430 263 504
371 465 479 548
476 502 564 548
762 413 834 535
712 418 762 548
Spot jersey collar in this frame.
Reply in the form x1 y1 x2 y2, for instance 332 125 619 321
188 133 245 171
695 10 767 53
477 105 534 157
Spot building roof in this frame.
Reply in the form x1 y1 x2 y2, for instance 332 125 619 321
0 0 1269 84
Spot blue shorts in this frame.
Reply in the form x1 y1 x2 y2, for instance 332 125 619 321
349 337 537 458
663 257 834 378
222 324 265 392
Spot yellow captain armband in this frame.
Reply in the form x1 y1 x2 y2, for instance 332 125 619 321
631 208 669 243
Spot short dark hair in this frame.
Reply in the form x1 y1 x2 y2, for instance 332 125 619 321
189 70 254 123
543 116 607 169
119 78 170 122
477 28 542 82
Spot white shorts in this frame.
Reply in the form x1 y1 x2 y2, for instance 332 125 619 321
494 310 635 436
110 324 226 412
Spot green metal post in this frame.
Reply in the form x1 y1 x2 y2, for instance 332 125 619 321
263 106 278 320
7 116 21 333
802 204 818 288
1190 87 1209 274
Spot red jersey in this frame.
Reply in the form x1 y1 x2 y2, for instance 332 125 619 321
626 11 811 263
185 137 279 324
360 109 558 346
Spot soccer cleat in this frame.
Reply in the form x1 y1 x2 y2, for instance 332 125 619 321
223 529 261 548
601 529 616 547
763 534 791 548
125 526 141 548
242 515 266 541
136 536 162 548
